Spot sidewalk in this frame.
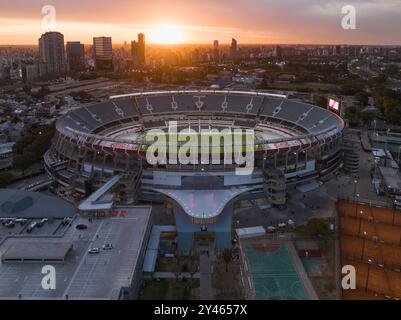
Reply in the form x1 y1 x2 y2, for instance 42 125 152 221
199 253 213 299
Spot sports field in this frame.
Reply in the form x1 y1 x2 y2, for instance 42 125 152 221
244 242 308 300
339 200 401 300
338 201 401 227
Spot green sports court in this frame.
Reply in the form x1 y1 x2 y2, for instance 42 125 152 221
245 242 308 300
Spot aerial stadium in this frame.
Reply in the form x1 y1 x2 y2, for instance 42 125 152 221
44 90 345 250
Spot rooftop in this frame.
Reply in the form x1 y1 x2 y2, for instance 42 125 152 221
0 205 152 299
0 189 75 218
379 166 401 191
2 241 72 263
155 186 257 219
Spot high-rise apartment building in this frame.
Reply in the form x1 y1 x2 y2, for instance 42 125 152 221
131 33 146 67
213 40 219 62
230 38 238 60
66 41 85 73
93 37 113 71
38 31 66 77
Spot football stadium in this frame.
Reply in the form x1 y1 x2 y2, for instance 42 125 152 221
44 90 345 250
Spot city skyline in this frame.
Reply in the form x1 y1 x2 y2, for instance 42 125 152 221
0 0 401 45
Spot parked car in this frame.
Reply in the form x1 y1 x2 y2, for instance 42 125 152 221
15 218 27 225
26 222 37 233
5 220 15 228
62 217 73 225
37 218 48 227
76 224 88 230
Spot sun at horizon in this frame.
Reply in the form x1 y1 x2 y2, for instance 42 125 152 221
147 24 185 44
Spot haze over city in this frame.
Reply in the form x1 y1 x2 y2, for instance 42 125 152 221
1 0 401 45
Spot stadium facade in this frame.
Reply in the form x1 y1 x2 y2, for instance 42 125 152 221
45 90 345 250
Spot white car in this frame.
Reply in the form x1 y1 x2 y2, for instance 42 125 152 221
88 248 100 254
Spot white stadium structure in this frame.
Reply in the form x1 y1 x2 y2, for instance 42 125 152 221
45 90 345 250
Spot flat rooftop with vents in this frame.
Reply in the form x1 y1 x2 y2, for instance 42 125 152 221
0 205 152 299
2 242 72 264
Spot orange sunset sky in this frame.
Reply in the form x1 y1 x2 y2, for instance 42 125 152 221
0 0 400 45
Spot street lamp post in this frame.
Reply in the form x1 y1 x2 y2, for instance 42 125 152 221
393 201 396 226
358 210 364 235
365 258 373 292
353 180 358 203
387 185 392 206
361 231 367 261
355 194 360 218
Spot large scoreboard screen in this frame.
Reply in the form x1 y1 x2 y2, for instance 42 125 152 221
328 97 340 113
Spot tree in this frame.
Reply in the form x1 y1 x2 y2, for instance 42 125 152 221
360 111 375 125
0 172 14 188
12 125 55 175
300 218 331 237
355 91 369 107
13 153 34 175
23 84 31 93
258 77 269 90
31 85 50 99
222 249 232 272
314 96 327 109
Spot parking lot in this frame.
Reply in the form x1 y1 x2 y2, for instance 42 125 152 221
0 206 151 299
0 217 72 240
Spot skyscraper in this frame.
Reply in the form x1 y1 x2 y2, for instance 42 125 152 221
230 38 238 60
213 40 219 62
131 33 146 67
213 40 219 50
38 31 66 77
93 37 113 71
66 41 85 73
138 33 145 65
275 45 283 61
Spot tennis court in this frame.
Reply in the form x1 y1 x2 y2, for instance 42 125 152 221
245 242 308 300
339 199 401 300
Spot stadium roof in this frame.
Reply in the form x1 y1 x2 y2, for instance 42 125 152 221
109 89 287 100
0 189 76 218
56 90 344 156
